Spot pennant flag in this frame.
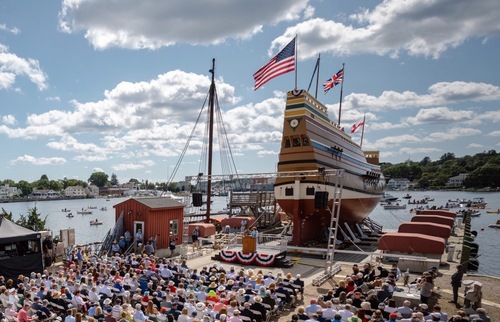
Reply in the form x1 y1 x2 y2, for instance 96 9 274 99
323 68 344 94
351 119 364 133
253 37 296 91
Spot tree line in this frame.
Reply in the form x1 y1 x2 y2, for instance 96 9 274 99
381 150 500 190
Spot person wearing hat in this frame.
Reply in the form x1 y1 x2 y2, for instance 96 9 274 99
250 296 267 322
347 315 362 322
239 302 255 322
132 303 147 322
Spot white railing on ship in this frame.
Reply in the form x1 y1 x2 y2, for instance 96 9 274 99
224 233 289 253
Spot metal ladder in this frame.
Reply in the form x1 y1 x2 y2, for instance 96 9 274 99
312 170 344 286
181 218 190 259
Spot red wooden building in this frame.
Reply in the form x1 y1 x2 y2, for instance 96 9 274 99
113 197 185 250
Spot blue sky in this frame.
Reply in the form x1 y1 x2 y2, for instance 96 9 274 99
0 0 499 184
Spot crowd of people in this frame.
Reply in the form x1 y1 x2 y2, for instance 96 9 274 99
296 262 491 322
0 251 492 322
0 251 306 322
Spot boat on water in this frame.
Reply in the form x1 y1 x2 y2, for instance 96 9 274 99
66 213 74 218
61 208 71 212
90 220 103 225
408 199 428 205
383 203 407 210
274 89 385 245
100 207 107 211
380 193 399 203
456 209 481 217
489 220 500 228
77 210 93 215
459 197 487 209
402 194 412 199
486 209 500 214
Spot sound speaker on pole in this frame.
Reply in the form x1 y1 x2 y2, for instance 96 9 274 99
192 193 203 207
314 191 329 209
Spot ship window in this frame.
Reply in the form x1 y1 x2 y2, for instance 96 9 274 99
302 135 309 146
292 136 301 147
284 138 291 148
285 187 294 196
306 186 315 195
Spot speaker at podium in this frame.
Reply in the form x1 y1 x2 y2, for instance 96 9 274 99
242 236 257 253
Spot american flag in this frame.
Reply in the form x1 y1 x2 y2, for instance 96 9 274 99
323 68 344 94
253 37 296 91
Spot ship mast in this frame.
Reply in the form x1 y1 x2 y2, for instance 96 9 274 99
205 58 216 222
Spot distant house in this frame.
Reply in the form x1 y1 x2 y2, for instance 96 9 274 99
446 173 468 187
64 185 88 197
87 185 99 197
30 189 60 199
387 178 411 190
0 184 22 199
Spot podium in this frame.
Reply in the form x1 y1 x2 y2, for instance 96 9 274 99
242 236 257 253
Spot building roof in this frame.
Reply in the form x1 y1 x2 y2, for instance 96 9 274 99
127 197 185 209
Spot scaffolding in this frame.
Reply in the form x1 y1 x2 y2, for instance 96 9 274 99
186 169 344 281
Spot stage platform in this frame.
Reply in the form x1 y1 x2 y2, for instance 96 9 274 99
214 235 291 267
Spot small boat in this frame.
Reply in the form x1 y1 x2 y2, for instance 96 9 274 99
486 210 500 214
456 210 481 217
488 220 500 228
408 199 428 205
424 195 434 202
88 206 98 209
90 220 103 225
100 207 107 211
402 194 412 199
380 193 399 203
66 213 74 218
77 210 93 215
61 208 71 212
383 203 407 210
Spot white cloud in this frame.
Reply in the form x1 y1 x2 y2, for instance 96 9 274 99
2 115 16 125
425 127 481 142
0 46 48 91
112 160 156 171
274 0 500 59
406 107 475 124
344 82 500 112
58 0 309 49
467 143 484 149
10 155 66 165
488 130 500 137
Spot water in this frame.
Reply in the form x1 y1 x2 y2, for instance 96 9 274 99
2 191 500 277
369 191 500 277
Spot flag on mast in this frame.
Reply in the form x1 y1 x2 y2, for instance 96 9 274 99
323 67 344 94
253 37 296 91
351 118 365 133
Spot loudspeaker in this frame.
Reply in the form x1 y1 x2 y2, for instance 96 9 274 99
314 191 329 209
192 193 203 207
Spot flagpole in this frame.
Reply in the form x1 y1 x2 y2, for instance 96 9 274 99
360 114 366 148
337 62 345 126
315 54 320 98
294 34 298 90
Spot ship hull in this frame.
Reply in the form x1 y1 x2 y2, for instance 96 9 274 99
274 90 385 245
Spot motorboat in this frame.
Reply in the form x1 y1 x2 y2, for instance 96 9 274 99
383 203 407 210
90 220 103 225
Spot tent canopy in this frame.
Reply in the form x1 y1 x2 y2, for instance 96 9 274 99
0 218 41 243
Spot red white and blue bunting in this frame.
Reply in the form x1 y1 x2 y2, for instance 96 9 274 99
219 250 276 267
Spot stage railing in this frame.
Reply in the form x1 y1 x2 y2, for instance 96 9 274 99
224 233 289 253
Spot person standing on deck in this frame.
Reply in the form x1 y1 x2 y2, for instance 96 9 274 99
449 264 463 304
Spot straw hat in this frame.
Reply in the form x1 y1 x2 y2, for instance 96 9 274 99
196 302 206 311
209 282 217 288
254 296 262 303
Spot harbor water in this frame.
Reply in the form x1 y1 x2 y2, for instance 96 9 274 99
2 191 500 277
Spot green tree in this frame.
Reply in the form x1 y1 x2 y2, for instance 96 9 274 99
110 173 119 186
88 172 109 187
16 207 47 231
48 180 63 191
0 208 13 221
17 180 32 196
